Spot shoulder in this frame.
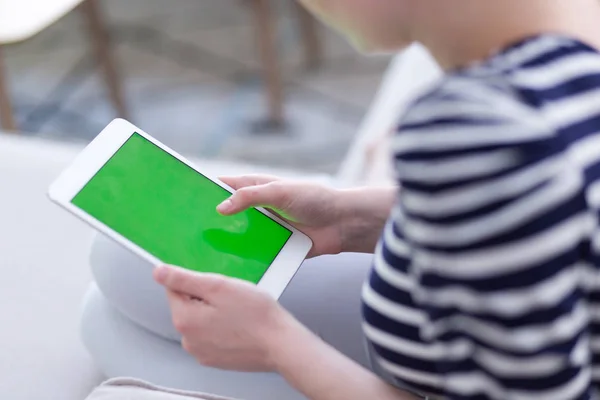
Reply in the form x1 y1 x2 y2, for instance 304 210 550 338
391 73 568 192
394 34 600 162
395 74 552 156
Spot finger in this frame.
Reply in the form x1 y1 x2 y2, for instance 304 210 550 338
217 176 282 215
217 181 291 215
165 289 189 311
154 265 229 300
219 175 280 191
166 290 204 334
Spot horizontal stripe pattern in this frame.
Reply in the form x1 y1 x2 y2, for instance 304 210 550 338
363 34 600 399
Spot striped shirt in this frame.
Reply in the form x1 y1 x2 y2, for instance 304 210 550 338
362 35 600 400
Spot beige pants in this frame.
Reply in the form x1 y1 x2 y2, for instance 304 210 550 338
86 378 237 400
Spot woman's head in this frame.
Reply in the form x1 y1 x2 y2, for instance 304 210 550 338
299 0 600 69
298 0 415 52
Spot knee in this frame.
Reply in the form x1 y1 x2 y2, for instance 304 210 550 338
90 234 152 285
89 234 180 341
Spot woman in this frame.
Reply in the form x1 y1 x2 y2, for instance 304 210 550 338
83 0 600 398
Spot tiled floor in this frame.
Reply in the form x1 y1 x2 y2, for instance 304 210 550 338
3 0 391 173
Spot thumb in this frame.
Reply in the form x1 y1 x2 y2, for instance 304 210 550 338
154 265 227 300
217 181 291 215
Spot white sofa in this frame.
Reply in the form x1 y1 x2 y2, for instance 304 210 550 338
0 136 104 399
0 134 329 400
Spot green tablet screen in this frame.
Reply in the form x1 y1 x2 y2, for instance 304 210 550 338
71 133 292 284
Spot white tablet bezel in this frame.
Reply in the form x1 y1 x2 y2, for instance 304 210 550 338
48 118 313 299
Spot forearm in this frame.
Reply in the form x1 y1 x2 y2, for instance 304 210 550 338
336 186 397 254
270 316 414 400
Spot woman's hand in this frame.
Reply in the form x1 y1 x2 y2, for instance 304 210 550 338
154 264 301 371
218 175 396 257
155 264 412 399
218 175 345 258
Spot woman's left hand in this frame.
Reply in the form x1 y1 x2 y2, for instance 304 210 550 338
153 265 295 372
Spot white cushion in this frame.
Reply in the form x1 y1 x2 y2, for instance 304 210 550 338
337 45 442 186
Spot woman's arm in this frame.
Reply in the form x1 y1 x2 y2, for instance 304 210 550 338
271 314 416 400
155 266 415 400
337 186 397 254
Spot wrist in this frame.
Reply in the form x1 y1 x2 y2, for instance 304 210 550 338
266 310 319 372
335 186 396 253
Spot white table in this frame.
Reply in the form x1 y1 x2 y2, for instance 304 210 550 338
0 0 84 43
0 0 127 132
0 132 328 400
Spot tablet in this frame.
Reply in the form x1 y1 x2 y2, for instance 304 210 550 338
48 119 312 299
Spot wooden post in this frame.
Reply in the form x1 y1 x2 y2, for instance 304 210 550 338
251 0 284 127
82 0 128 119
293 1 322 70
0 45 16 131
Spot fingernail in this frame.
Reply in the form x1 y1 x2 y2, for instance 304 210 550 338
217 199 233 214
154 265 169 283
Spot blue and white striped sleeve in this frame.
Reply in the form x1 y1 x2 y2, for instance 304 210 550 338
388 83 593 399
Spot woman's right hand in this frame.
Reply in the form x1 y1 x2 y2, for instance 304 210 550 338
217 175 345 258
217 175 397 258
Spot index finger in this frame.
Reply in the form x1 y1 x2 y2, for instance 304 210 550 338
219 175 280 190
217 181 291 215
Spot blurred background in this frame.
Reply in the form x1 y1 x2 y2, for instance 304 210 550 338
0 4 440 399
0 0 391 174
